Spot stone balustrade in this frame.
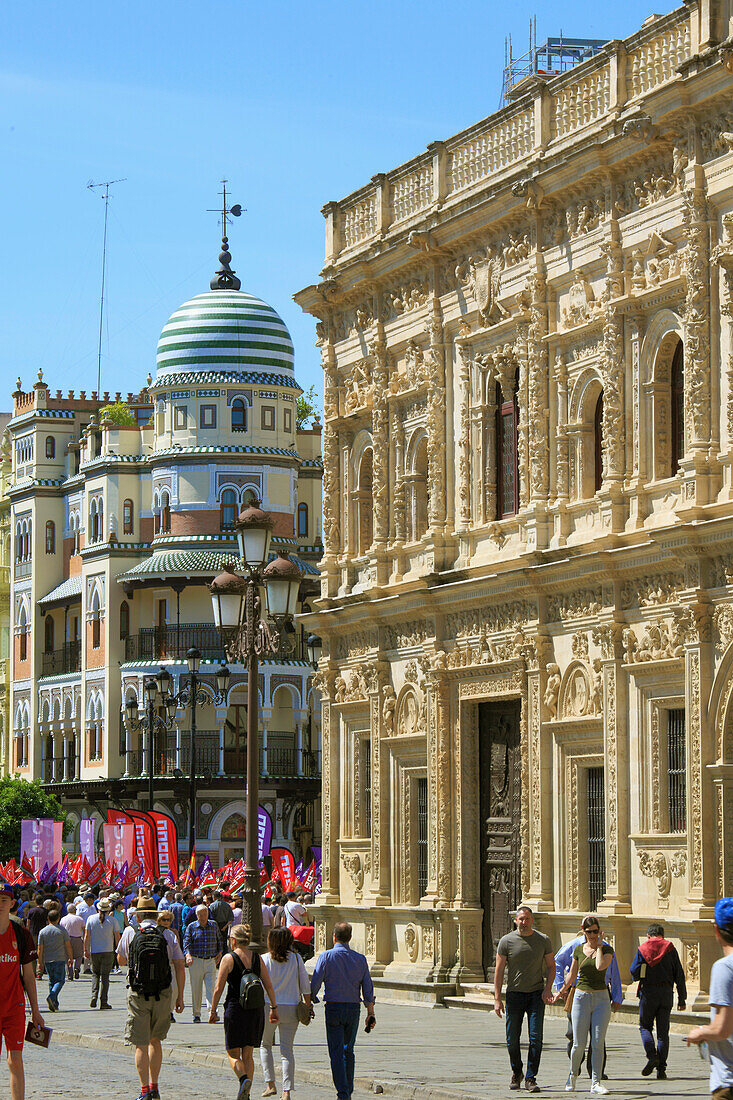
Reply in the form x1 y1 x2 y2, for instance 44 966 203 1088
326 5 695 260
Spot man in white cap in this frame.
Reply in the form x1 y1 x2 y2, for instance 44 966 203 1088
182 904 221 1023
84 898 119 1009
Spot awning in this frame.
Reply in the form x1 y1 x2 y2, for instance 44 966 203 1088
38 575 83 608
117 549 319 586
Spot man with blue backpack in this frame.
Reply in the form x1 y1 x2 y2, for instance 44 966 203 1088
117 896 185 1100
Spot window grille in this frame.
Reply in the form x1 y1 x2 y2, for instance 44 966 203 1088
587 766 606 911
417 776 428 899
496 383 519 517
667 708 687 833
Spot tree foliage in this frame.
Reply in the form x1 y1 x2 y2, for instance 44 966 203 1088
99 401 135 426
296 385 320 429
0 777 67 862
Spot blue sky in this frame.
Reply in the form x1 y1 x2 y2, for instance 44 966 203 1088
2 1 668 410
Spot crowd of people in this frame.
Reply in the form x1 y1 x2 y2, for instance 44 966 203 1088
2 873 732 1100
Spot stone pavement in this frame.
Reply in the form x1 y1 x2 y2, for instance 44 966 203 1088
16 967 713 1099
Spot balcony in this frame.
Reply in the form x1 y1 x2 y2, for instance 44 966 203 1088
124 731 320 780
124 624 306 664
41 641 82 678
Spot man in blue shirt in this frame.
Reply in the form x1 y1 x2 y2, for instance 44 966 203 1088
554 933 623 1081
311 922 375 1100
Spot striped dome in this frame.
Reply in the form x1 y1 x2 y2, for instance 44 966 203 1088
156 289 294 378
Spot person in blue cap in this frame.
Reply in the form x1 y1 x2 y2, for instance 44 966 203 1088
687 897 733 1098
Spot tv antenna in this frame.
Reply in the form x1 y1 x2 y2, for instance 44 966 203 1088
207 178 244 239
87 177 126 395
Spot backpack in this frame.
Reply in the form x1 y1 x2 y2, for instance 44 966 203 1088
233 952 265 1011
128 925 171 999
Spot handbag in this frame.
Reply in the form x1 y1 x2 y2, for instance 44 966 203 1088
296 997 312 1025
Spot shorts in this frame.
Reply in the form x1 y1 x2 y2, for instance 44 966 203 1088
124 987 173 1048
1 1003 26 1053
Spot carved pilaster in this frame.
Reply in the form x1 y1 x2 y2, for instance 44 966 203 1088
317 669 340 904
524 648 553 908
321 341 341 568
369 333 389 548
427 293 447 533
428 662 452 905
390 409 406 545
682 176 711 451
526 268 549 502
457 344 471 529
682 603 716 915
554 352 569 501
711 212 733 454
370 664 391 905
594 623 631 912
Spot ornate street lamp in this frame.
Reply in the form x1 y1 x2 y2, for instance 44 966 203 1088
210 501 301 952
154 647 231 863
125 677 174 810
306 634 323 666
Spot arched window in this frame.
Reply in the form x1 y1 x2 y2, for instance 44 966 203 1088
496 382 519 518
231 399 247 431
220 489 237 529
119 601 130 640
44 616 54 653
160 491 171 534
242 488 258 507
18 604 28 663
297 502 308 538
671 342 684 476
91 589 101 650
45 520 55 554
357 448 374 556
409 435 429 542
594 392 604 493
45 436 55 459
123 499 134 535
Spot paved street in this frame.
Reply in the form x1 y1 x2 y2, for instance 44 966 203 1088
10 967 713 1099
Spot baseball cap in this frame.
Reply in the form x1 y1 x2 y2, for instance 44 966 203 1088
715 896 733 932
0 883 14 898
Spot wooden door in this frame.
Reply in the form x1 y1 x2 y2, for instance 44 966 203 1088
478 700 522 977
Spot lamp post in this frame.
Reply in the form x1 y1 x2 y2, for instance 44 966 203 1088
210 501 301 952
154 647 231 863
125 672 177 809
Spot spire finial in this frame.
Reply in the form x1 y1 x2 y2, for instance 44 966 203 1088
207 179 244 291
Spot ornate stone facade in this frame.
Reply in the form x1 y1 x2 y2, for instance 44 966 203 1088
298 2 733 1006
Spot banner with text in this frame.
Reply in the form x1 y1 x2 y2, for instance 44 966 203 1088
102 823 135 868
20 819 54 869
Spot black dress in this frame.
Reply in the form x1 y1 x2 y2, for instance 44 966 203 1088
223 950 265 1050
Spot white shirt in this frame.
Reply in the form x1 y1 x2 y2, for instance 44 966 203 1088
76 901 97 925
284 901 306 928
60 913 85 938
261 950 311 1006
117 919 184 985
261 903 274 929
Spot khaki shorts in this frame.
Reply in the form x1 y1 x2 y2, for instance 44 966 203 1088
124 986 173 1047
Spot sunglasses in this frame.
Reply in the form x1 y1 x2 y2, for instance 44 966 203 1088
586 927 600 934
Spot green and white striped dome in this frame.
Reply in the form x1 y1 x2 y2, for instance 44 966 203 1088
156 289 294 378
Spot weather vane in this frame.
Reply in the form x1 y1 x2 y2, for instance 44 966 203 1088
208 179 244 290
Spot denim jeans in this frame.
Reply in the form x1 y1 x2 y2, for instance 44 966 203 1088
639 988 673 1069
505 990 545 1081
570 989 612 1084
324 1002 360 1099
46 961 66 1007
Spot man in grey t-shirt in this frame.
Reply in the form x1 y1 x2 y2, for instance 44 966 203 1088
494 905 555 1093
687 897 733 1096
37 908 73 1012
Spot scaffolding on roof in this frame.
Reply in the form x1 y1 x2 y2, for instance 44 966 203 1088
501 18 608 107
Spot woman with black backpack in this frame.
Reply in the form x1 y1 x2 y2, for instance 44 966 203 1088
209 923 279 1100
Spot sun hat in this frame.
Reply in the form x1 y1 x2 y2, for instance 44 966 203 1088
97 899 112 913
136 897 158 915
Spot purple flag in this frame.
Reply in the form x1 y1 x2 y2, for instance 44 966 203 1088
114 862 128 890
20 819 55 869
258 806 273 862
79 819 95 864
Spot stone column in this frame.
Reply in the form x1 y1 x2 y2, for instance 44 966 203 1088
296 720 304 776
682 598 717 915
217 723 225 775
456 344 471 531
370 662 391 906
427 293 447 535
594 623 631 913
317 670 340 905
74 732 80 779
712 214 733 494
62 736 69 781
427 660 452 907
142 728 149 776
321 339 341 596
523 636 554 909
527 269 549 506
175 724 182 770
369 332 390 584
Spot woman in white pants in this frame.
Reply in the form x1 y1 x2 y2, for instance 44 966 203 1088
556 915 615 1096
260 927 312 1100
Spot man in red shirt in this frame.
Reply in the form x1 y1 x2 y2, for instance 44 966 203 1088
0 883 44 1100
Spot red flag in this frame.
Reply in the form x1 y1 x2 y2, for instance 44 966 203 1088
20 854 35 878
149 811 179 881
271 847 296 891
126 860 141 886
86 858 105 886
302 860 317 892
182 849 197 887
109 809 159 880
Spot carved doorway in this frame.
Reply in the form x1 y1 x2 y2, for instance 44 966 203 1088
478 700 522 977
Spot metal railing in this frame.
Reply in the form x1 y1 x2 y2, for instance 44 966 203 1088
124 732 320 779
41 641 82 677
124 624 306 663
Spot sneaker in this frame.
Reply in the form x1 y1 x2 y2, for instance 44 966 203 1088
149 1089 160 1100
90 999 97 1008
525 1080 540 1093
192 1015 201 1023
510 1073 523 1090
590 1085 609 1096
565 1073 577 1092
237 1078 251 1100
641 1057 658 1077
99 1003 112 1010
657 1068 667 1080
